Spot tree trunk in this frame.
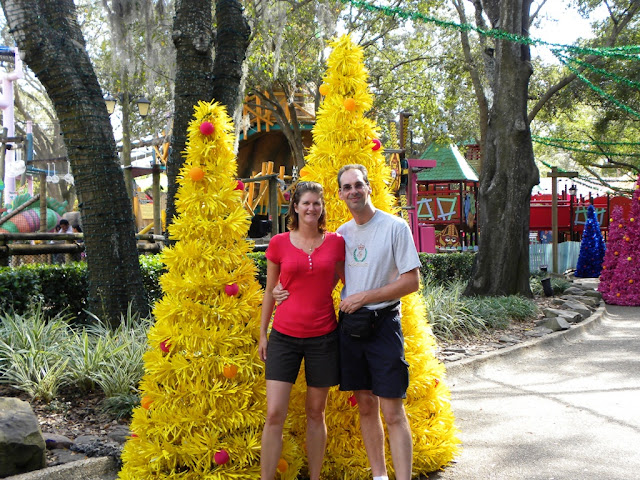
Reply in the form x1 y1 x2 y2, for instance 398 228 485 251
167 0 250 227
212 0 250 114
1 0 150 325
465 0 539 297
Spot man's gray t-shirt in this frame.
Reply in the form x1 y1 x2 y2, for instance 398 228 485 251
337 209 421 310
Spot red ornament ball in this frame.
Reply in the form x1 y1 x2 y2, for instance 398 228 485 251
371 138 382 151
214 449 230 465
348 395 357 407
199 121 215 136
160 340 171 353
235 180 245 191
225 283 239 296
189 167 205 182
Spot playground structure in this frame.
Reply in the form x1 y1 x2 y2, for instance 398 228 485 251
237 91 315 179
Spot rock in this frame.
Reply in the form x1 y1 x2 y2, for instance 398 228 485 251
543 307 569 318
0 397 46 477
443 354 465 362
556 310 584 323
551 298 565 305
542 308 583 323
71 435 122 459
561 300 592 319
43 432 74 450
47 448 87 466
543 317 571 331
525 327 553 337
563 295 599 308
498 335 520 344
107 425 131 445
443 347 467 354
583 289 603 300
563 286 586 295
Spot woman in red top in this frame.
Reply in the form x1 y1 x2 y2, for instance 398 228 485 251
259 181 345 480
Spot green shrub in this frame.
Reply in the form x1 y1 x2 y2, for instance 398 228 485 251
464 295 538 329
419 252 475 285
85 306 151 398
0 256 164 321
529 275 572 296
139 254 165 306
0 306 72 402
422 280 485 340
248 252 267 288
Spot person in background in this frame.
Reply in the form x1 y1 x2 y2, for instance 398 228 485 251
259 181 345 480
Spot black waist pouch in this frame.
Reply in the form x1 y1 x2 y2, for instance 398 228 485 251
340 308 377 339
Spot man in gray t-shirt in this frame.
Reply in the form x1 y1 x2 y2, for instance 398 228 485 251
336 164 420 480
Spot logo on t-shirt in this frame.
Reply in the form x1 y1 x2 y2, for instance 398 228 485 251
353 243 367 262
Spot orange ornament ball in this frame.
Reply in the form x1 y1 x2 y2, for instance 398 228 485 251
277 458 288 473
614 251 619 256
318 83 329 96
189 167 205 181
299 167 308 179
619 224 623 228
343 98 356 111
631 218 636 222
625 236 630 242
223 365 238 379
141 396 153 410
629 279 634 284
616 292 621 297
628 256 633 261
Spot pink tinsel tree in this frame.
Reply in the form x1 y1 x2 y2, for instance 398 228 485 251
602 177 640 305
598 206 626 301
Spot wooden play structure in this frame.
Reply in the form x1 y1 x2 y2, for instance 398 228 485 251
237 91 316 179
240 161 293 237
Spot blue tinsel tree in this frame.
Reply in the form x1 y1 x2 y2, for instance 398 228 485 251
575 204 606 277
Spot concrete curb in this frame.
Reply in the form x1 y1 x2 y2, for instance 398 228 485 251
5 457 118 480
445 304 607 380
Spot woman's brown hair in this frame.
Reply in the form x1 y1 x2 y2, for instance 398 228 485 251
286 181 326 233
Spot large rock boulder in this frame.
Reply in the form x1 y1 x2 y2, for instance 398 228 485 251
0 397 46 477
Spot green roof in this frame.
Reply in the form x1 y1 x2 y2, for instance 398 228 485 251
417 143 479 182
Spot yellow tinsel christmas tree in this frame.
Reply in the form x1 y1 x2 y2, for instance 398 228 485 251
287 35 461 478
118 101 302 480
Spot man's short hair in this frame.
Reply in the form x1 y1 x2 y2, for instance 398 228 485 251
337 164 369 188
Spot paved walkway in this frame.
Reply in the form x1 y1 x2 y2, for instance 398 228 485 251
430 303 640 480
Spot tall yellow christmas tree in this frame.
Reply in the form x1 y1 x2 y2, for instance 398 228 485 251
118 102 302 479
288 35 460 478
